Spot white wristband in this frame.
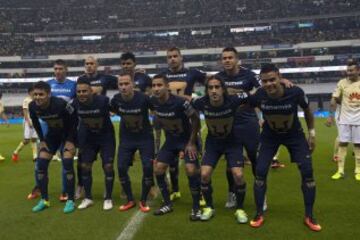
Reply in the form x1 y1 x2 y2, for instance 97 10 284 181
309 129 316 137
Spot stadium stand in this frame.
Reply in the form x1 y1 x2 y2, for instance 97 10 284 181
0 0 359 113
0 16 360 56
0 0 359 32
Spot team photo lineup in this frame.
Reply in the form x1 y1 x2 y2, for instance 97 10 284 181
1 1 360 239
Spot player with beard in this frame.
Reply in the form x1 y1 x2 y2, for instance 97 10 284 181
161 47 206 203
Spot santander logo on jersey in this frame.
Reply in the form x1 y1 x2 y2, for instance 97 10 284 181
349 92 360 101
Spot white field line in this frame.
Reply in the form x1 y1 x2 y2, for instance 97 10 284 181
116 210 148 240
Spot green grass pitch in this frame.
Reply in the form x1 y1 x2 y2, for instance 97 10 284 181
0 119 359 240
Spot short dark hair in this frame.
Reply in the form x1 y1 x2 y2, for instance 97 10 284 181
222 47 238 56
260 64 280 74
27 85 34 93
205 75 228 97
54 59 67 67
120 52 136 62
167 47 181 55
152 74 168 84
76 78 91 86
33 81 51 93
347 59 359 67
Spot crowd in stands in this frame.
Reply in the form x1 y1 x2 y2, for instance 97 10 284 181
0 0 359 33
0 0 358 90
0 0 359 56
0 15 359 57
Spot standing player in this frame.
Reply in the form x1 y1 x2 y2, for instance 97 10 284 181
120 52 152 94
76 56 117 199
151 74 201 219
78 56 118 95
48 59 76 102
11 88 40 201
248 64 321 231
29 81 77 213
120 52 158 199
192 76 249 222
161 47 206 201
12 86 38 163
215 47 261 208
215 47 285 208
47 59 77 201
72 79 115 210
164 47 206 100
327 59 360 181
0 92 9 161
110 73 154 212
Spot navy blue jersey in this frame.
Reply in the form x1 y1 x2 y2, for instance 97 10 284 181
110 91 153 138
134 72 152 93
72 95 114 135
215 67 260 124
150 94 195 140
192 93 248 139
29 96 76 142
77 73 117 95
163 67 206 96
249 85 309 135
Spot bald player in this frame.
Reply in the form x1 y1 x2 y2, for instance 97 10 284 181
78 56 118 96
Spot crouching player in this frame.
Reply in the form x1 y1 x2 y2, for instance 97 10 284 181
151 74 201 220
72 79 115 210
29 81 76 213
249 64 321 231
110 73 154 212
192 76 249 222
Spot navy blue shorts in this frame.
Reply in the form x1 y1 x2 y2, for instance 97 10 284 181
256 131 313 177
157 137 199 166
118 135 154 169
232 119 260 157
79 133 116 165
43 133 66 155
201 137 243 168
